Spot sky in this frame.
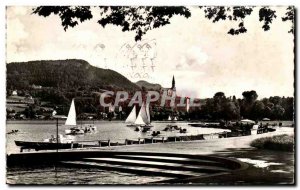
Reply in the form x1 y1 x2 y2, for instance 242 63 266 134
6 6 294 99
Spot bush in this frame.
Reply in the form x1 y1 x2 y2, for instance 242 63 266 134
250 135 294 152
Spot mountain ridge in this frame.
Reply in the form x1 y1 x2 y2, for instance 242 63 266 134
7 59 140 91
135 80 162 91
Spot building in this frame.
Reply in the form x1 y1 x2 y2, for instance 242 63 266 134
161 75 176 98
7 95 35 104
160 75 176 108
159 75 183 112
31 84 42 89
12 90 17 96
159 76 198 114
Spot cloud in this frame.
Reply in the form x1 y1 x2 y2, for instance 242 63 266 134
6 17 29 61
5 6 294 98
178 46 208 70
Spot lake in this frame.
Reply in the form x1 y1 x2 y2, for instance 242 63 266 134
6 120 294 184
6 120 231 184
6 120 230 154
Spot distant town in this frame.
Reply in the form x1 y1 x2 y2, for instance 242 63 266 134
6 61 293 123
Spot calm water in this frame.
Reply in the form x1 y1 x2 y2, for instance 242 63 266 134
7 120 230 184
6 120 229 154
7 166 173 184
6 120 293 184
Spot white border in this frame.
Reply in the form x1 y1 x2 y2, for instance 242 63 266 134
0 0 298 190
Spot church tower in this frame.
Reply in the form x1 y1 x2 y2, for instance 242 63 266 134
172 75 176 90
166 75 176 97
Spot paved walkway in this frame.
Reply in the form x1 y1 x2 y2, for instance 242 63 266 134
93 127 295 185
92 127 294 155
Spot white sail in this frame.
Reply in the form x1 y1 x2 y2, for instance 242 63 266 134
134 103 148 125
168 116 171 121
146 103 151 124
65 99 77 126
174 116 178 121
125 106 136 124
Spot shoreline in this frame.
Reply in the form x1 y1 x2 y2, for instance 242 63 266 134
86 126 294 155
8 126 294 156
6 119 294 125
7 127 294 184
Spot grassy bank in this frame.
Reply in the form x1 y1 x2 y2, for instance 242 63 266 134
250 134 294 152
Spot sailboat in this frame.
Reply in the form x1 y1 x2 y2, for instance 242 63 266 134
134 102 153 132
14 107 79 151
168 116 172 121
64 99 84 135
125 102 153 132
125 105 137 127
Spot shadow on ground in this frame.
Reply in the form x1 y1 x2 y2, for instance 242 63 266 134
188 147 295 185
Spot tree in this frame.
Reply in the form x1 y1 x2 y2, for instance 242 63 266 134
281 97 294 120
242 90 258 103
214 92 225 99
269 96 282 105
252 101 265 120
241 90 258 119
23 106 36 119
32 6 294 41
223 101 240 120
272 105 285 120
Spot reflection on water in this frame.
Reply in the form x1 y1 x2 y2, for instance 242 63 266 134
6 120 294 185
7 166 172 184
6 120 231 184
6 120 229 154
237 158 283 168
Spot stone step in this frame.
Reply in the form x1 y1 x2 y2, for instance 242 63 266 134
82 157 231 173
60 161 204 178
111 155 229 168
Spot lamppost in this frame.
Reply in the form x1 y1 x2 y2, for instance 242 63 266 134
52 115 67 152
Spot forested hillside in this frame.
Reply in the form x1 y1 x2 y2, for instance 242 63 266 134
7 59 139 91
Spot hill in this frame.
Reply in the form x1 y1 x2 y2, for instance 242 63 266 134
135 80 162 91
7 59 140 91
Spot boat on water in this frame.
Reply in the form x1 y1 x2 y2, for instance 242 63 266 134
134 102 153 132
14 100 84 151
15 134 80 151
64 99 96 135
126 102 153 132
15 141 80 151
164 125 179 131
188 122 221 128
82 124 97 133
151 131 161 136
125 105 137 127
179 128 187 133
167 115 178 122
7 130 19 135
